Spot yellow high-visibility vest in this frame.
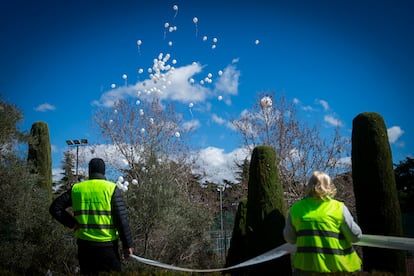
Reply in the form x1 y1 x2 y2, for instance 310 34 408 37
72 179 119 242
289 197 362 272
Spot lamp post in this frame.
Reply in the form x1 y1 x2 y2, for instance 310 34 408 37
217 184 226 260
66 139 88 180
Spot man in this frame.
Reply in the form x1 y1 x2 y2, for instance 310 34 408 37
283 171 362 274
50 158 134 274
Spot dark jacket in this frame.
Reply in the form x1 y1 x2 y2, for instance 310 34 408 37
49 176 133 249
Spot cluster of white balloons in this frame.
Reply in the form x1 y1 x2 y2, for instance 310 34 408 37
117 176 138 192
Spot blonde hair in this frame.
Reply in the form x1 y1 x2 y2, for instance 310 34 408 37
305 171 337 199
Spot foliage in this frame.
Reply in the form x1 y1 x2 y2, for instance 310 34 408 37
0 98 78 274
27 121 53 201
351 112 406 274
225 198 248 268
394 157 414 213
93 97 218 269
232 92 349 206
226 146 291 275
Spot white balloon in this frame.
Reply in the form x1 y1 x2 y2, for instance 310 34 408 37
260 96 273 108
122 74 127 80
141 128 145 133
172 59 177 64
255 39 260 45
118 176 124 183
189 102 194 108
207 73 212 78
168 41 173 46
218 95 223 101
211 44 216 49
175 131 181 138
132 179 138 185
124 181 129 186
139 109 144 116
189 78 195 84
111 83 116 89
203 36 208 41
138 68 143 74
137 39 142 46
109 119 113 124
173 4 178 11
193 17 198 23
213 37 218 43
136 100 141 105
218 70 223 76
164 22 169 28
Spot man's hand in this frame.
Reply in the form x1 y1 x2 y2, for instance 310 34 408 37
123 248 133 259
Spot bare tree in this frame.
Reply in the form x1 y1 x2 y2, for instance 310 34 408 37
93 97 215 267
232 92 350 205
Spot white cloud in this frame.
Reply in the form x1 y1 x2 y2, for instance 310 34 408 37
195 146 249 183
387 126 404 144
316 99 329 111
212 113 226 125
92 62 240 108
182 119 201 131
324 115 343 127
34 103 56 112
214 65 240 96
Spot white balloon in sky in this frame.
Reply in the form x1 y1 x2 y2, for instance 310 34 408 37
168 41 173 46
218 95 223 101
255 39 260 45
218 70 223 76
114 109 118 114
207 73 212 78
139 109 144 116
111 83 116 89
213 37 218 43
260 96 273 108
137 39 142 46
174 131 181 138
109 119 113 124
138 68 143 74
189 102 194 108
193 17 198 23
118 176 124 183
132 179 138 185
141 128 145 133
189 78 195 84
136 100 141 105
122 74 127 80
173 4 178 11
211 44 216 49
172 59 177 64
203 35 208 41
165 22 169 28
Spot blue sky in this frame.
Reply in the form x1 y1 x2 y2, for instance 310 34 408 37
1 0 413 182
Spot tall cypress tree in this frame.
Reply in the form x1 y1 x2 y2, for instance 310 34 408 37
28 121 52 201
226 198 248 271
352 112 406 274
245 145 291 275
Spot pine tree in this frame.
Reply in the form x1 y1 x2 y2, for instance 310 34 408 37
352 112 406 274
28 121 52 201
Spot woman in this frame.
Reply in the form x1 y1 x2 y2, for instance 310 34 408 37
283 171 362 274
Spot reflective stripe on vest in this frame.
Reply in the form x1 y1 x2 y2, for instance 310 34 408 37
72 179 119 242
289 197 361 272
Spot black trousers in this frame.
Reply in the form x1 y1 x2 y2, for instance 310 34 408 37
77 239 121 275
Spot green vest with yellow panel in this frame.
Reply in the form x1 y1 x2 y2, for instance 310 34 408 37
289 197 361 272
72 179 119 242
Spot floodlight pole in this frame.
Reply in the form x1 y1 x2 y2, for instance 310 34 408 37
66 139 88 180
217 184 226 260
